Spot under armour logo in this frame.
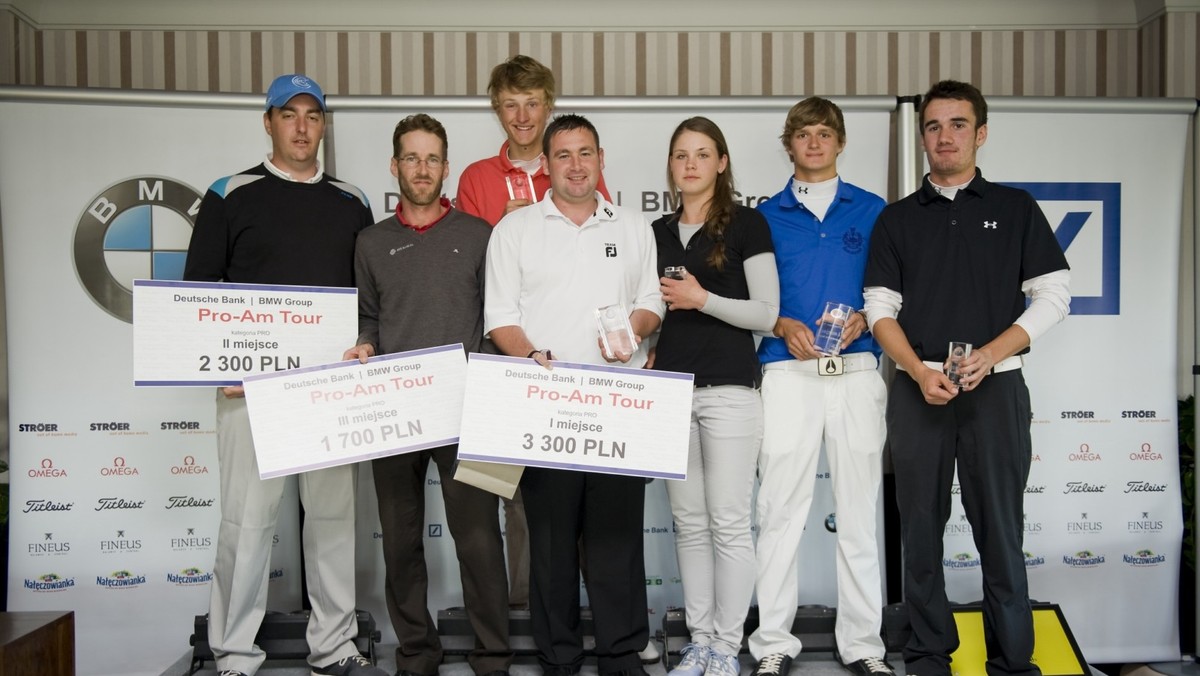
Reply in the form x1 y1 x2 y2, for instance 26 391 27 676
452 248 460 254
796 186 809 194
983 221 998 229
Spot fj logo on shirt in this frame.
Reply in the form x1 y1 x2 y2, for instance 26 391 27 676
983 220 998 229
605 244 618 258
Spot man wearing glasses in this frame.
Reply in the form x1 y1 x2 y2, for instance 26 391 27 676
344 113 513 676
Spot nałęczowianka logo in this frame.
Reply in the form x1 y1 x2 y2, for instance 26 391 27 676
74 177 202 322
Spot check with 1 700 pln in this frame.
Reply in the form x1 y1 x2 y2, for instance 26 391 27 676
457 353 694 479
242 344 467 479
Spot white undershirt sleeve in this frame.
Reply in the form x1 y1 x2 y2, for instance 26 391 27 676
699 252 780 332
1015 269 1071 343
863 286 902 331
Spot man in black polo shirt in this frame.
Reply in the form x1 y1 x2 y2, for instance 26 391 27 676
862 80 1070 676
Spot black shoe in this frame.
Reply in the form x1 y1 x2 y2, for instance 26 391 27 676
751 653 794 676
542 668 581 676
478 672 511 676
312 654 388 676
841 657 897 676
601 669 650 676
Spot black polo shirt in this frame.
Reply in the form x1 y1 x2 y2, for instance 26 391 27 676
863 170 1068 362
651 205 775 388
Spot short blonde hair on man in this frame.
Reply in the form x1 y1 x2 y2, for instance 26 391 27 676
780 96 847 149
488 55 556 110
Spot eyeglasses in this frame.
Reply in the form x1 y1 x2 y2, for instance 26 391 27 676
398 155 444 169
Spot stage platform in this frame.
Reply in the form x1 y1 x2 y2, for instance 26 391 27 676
170 603 1127 676
167 646 1127 676
170 646 895 676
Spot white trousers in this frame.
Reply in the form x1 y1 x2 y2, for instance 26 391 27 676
749 360 887 663
665 385 762 656
209 392 362 674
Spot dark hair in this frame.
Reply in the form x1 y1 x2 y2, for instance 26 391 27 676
920 80 988 128
488 55 556 109
780 96 846 148
391 113 448 159
542 113 599 158
667 117 736 271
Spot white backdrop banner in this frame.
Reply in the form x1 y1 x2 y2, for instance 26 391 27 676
0 91 893 674
0 95 304 676
931 99 1195 662
12 90 1187 672
329 96 895 637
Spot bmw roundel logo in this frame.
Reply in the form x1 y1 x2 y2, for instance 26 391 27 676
824 512 837 533
73 177 202 322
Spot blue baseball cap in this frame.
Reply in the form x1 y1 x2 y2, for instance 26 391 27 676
265 74 327 112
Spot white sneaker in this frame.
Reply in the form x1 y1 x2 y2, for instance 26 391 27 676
704 651 741 676
669 643 711 676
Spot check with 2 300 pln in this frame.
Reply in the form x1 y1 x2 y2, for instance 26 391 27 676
457 353 694 479
133 279 357 386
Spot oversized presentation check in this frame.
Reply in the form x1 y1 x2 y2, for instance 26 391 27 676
242 344 468 479
133 279 357 386
457 353 694 479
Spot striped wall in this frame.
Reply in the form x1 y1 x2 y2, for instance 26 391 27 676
2 9 1197 98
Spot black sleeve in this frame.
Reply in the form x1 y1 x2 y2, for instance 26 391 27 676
863 207 902 293
1018 190 1070 281
183 188 229 282
736 206 775 259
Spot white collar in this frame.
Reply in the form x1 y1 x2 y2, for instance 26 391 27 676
263 155 324 184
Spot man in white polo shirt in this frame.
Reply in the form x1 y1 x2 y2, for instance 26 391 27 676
483 113 662 676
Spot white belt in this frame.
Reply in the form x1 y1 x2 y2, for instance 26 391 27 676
763 352 878 376
898 354 1023 374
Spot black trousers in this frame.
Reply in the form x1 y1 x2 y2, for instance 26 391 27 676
372 445 512 675
887 371 1039 676
521 466 648 674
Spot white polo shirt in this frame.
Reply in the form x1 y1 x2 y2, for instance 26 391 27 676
485 191 663 367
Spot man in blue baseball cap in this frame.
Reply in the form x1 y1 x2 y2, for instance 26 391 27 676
265 73 327 112
185 73 385 676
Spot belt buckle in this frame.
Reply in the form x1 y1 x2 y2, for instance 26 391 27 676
817 355 844 376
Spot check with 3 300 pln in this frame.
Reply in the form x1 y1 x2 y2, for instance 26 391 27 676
242 344 467 479
456 353 694 479
133 279 357 386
